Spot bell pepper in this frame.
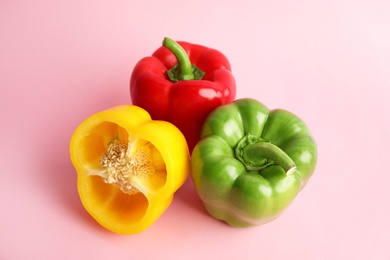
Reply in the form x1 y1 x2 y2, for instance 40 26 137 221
130 37 236 152
191 98 317 227
69 105 190 234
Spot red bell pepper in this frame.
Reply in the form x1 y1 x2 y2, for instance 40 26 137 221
130 38 236 153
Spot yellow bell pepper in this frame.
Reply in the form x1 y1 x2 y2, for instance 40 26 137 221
69 105 190 234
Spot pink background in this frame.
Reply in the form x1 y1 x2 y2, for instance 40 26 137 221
1 0 389 259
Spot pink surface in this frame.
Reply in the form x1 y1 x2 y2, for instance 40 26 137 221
1 0 389 259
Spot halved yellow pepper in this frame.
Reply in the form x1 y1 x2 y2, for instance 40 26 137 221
70 105 190 234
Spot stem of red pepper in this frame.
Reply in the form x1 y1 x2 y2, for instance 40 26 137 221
163 37 205 82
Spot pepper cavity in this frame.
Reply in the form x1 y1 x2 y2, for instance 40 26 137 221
90 138 161 195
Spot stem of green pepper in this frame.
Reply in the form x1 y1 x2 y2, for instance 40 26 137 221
163 37 195 81
242 142 297 175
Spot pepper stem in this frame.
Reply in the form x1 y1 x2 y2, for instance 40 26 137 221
242 142 296 175
163 37 205 82
235 134 296 175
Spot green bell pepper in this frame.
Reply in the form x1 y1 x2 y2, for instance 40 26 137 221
191 98 317 227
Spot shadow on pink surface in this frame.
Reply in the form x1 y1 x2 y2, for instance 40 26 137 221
175 177 210 214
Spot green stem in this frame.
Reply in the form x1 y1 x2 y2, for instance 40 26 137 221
241 142 296 175
163 37 194 81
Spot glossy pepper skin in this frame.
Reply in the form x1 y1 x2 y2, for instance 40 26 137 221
191 98 317 227
70 105 189 234
130 38 236 152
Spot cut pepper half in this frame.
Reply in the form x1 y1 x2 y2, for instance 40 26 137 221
70 105 190 234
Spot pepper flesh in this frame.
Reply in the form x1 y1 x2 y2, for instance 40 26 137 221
130 37 236 152
70 105 190 234
191 98 317 227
